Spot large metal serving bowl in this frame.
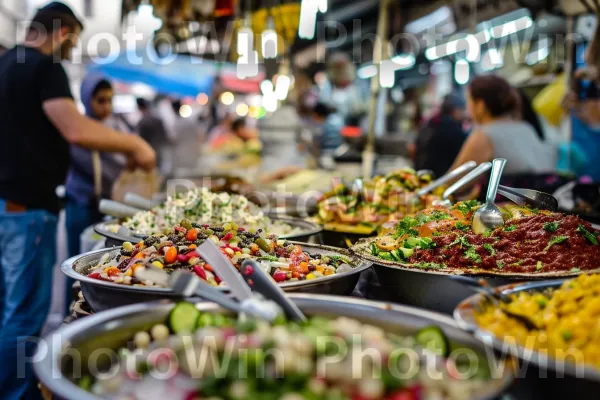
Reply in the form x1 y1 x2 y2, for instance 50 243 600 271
35 295 515 400
61 243 371 312
454 279 600 397
94 214 323 248
351 238 593 315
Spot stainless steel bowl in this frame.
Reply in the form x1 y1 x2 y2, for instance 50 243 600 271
94 214 323 248
35 294 515 400
351 238 591 315
61 243 371 312
454 279 600 397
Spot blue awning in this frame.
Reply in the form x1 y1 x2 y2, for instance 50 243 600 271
89 53 227 97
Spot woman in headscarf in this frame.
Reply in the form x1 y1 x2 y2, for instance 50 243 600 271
64 73 128 309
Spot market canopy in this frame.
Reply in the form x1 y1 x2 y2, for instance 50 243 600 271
89 53 264 98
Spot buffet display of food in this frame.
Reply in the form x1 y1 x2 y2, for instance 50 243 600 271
41 160 600 399
316 168 437 234
470 273 600 370
87 221 356 287
357 201 600 276
81 305 497 400
119 188 300 237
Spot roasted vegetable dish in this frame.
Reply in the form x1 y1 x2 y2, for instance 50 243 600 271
365 201 600 274
87 222 356 286
82 303 496 400
475 273 600 369
316 169 438 233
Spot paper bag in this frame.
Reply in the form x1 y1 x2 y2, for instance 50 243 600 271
112 169 161 203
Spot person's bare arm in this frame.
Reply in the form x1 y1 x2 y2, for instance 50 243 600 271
449 130 494 172
582 0 600 66
43 98 156 170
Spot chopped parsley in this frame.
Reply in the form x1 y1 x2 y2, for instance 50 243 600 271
536 261 544 271
543 222 560 233
496 260 505 269
561 331 573 342
464 248 482 264
503 225 518 232
544 235 569 252
429 210 451 221
483 230 493 238
576 225 599 245
448 235 471 249
394 216 420 238
571 267 581 273
483 243 496 256
454 200 480 216
537 298 547 308
455 222 469 231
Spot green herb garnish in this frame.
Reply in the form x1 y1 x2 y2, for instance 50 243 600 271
455 222 469 231
503 225 518 232
464 248 482 264
430 210 451 221
483 230 493 237
448 235 471 249
576 225 599 245
496 260 505 269
571 267 581 273
561 331 573 342
454 200 480 216
544 235 569 252
483 243 496 256
543 222 560 233
536 261 543 271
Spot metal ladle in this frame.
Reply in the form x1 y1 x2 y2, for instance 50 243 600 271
433 162 493 207
472 158 507 234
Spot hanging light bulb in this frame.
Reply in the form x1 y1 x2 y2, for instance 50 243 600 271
261 16 278 59
298 0 319 40
274 75 291 100
379 60 395 88
317 0 327 13
260 79 274 95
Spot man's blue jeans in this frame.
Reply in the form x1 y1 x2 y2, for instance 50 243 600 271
0 201 57 400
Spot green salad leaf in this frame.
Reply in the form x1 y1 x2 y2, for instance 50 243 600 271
576 225 599 245
544 235 569 252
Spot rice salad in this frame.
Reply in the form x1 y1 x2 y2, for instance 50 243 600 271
122 188 297 237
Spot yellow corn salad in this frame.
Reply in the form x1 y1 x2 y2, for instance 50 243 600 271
475 274 600 369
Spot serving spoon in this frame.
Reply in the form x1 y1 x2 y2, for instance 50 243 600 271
472 159 506 234
433 162 493 207
450 275 539 330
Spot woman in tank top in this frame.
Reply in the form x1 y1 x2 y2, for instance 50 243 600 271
449 75 557 174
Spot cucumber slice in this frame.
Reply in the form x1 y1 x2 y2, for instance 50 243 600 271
405 237 420 248
415 325 449 357
399 247 414 259
169 302 200 334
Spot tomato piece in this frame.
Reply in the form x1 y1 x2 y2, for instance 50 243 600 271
88 272 102 280
193 265 207 280
165 246 178 264
222 232 234 242
204 264 214 272
104 267 121 277
186 228 198 241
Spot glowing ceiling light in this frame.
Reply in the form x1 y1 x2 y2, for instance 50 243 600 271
379 60 395 88
454 59 470 85
425 34 483 62
318 0 327 13
491 16 533 38
136 3 163 31
196 93 209 105
391 53 416 70
274 75 291 100
357 64 378 79
236 103 249 117
298 0 319 40
262 92 278 112
179 104 193 118
262 17 278 59
220 92 235 105
260 80 274 95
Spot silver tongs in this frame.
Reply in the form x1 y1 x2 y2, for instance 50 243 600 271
135 240 306 322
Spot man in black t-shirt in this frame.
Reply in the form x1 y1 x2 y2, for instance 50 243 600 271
0 3 156 398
